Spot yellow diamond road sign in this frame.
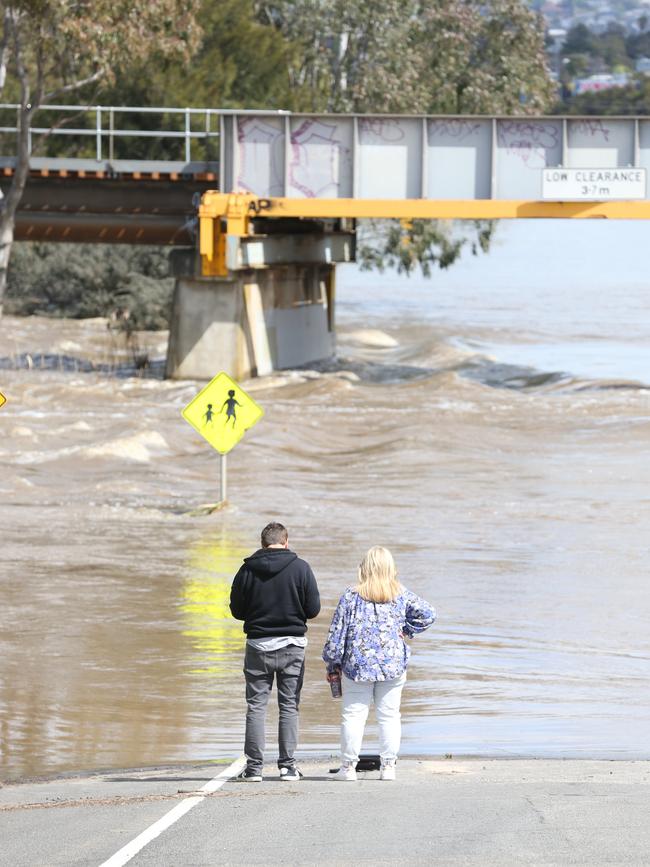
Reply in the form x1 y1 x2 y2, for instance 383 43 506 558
181 372 264 455
0 391 5 409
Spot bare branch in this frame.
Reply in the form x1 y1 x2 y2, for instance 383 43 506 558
29 101 100 156
43 68 105 103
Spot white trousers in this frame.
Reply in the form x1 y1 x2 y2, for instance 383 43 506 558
340 672 407 763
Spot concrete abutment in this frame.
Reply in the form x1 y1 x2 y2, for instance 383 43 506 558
165 261 336 380
166 225 353 380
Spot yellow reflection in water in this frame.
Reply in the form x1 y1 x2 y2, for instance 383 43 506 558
181 530 247 676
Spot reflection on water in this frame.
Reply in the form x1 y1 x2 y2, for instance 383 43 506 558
181 533 246 676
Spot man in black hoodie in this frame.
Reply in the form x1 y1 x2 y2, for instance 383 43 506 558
230 521 320 782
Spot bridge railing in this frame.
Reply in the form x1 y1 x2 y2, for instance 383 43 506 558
0 104 286 172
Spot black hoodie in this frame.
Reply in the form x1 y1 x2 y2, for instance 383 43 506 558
229 548 321 638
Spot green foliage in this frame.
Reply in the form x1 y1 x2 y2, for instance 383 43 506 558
67 0 300 163
256 0 552 278
552 19 650 115
358 220 495 277
419 0 555 114
625 28 650 60
559 21 644 86
257 0 554 115
561 76 650 114
5 243 173 329
103 0 296 112
563 23 597 56
0 0 201 117
256 0 424 112
599 28 629 70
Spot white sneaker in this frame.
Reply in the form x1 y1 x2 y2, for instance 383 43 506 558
379 760 396 781
331 762 357 781
279 766 303 782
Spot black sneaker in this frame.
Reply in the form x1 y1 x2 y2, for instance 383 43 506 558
279 766 303 782
237 767 263 782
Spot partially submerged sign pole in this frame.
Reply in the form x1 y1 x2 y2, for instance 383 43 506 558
181 371 264 510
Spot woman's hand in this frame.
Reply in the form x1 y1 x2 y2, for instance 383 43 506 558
325 667 341 683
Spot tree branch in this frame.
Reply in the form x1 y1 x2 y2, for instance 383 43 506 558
43 68 104 102
29 105 94 156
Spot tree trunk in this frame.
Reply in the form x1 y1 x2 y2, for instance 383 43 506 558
0 218 15 317
0 103 33 317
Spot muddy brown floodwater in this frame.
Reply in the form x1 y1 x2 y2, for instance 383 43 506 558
2 222 650 781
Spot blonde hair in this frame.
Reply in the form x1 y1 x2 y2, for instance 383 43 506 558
356 546 402 603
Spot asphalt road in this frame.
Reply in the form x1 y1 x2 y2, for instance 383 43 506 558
1 758 649 866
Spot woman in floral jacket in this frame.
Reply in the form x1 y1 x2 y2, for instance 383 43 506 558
322 546 435 781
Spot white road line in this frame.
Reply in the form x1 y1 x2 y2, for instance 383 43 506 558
98 755 246 867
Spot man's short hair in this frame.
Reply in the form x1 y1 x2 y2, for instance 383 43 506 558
261 522 288 547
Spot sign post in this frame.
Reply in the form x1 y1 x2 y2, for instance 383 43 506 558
220 453 227 503
181 371 264 509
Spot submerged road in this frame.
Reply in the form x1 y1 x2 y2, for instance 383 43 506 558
1 758 649 865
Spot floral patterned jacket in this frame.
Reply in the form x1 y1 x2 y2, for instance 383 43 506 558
322 587 436 682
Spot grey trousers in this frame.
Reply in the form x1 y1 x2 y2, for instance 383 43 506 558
243 644 305 772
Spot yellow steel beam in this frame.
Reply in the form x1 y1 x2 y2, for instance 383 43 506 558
200 191 650 229
198 191 650 272
264 198 650 220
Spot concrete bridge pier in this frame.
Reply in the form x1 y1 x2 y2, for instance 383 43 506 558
165 225 354 380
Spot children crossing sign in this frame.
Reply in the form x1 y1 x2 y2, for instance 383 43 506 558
181 372 264 455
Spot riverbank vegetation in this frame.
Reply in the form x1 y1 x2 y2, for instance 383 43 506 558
5 244 173 330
